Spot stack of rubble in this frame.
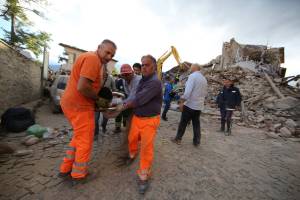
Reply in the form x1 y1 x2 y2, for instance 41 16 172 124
202 66 300 137
166 38 300 138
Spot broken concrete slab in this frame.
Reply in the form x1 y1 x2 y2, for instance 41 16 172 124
265 132 279 139
285 119 297 129
23 136 39 146
273 123 282 130
14 149 34 157
279 127 292 138
273 97 299 110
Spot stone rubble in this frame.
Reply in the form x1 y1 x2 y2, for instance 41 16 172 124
167 39 300 139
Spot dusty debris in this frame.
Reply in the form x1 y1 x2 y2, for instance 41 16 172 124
0 142 14 154
14 149 34 157
22 135 40 146
265 132 279 139
166 39 300 138
279 127 292 138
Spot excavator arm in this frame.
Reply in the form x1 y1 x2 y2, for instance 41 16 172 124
157 46 183 80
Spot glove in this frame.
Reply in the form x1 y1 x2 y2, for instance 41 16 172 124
95 97 110 109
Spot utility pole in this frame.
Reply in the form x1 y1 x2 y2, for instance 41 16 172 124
41 45 49 96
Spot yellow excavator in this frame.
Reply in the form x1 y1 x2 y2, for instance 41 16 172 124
156 46 188 80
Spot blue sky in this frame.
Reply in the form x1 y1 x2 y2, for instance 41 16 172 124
1 0 299 76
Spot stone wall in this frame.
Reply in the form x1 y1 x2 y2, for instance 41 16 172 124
0 40 41 115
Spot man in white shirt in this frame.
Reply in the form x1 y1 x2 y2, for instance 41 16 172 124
172 63 207 147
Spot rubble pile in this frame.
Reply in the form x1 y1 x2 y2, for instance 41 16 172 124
167 38 300 138
202 66 300 137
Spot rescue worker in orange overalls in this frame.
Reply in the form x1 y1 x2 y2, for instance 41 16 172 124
58 39 117 183
123 55 163 194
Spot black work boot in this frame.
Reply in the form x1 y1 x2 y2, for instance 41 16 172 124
114 155 135 167
58 171 71 178
219 121 225 132
161 114 168 121
225 120 231 136
71 177 88 186
138 179 149 195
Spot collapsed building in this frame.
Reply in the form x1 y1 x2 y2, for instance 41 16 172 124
208 38 286 77
167 38 300 138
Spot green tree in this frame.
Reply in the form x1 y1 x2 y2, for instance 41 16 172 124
0 0 51 57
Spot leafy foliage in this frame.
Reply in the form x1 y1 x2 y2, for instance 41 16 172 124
0 0 51 57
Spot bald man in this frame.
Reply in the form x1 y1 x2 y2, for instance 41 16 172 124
172 63 207 147
59 39 117 182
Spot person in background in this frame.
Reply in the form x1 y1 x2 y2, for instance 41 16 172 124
115 64 141 163
161 75 174 121
132 63 142 75
171 63 207 147
216 77 242 134
94 69 116 137
114 72 128 133
172 77 181 101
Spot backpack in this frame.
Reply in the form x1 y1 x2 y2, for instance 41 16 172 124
1 107 35 133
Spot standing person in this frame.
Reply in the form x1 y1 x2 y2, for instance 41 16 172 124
114 64 141 162
161 75 174 121
94 69 116 137
216 77 241 134
59 39 117 182
171 63 207 147
132 63 142 75
114 72 128 133
123 55 162 194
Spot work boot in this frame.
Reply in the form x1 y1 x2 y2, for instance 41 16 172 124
114 155 135 167
71 177 88 186
161 114 168 121
193 142 200 147
113 127 121 134
226 120 231 135
58 171 71 178
171 138 181 145
219 121 225 132
138 179 149 195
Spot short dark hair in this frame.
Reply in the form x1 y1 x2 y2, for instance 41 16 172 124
101 39 117 49
132 63 141 69
141 54 157 67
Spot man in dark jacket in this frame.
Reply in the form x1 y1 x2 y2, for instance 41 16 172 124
216 78 242 134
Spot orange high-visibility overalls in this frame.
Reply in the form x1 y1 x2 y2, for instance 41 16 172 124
128 115 160 180
59 52 102 179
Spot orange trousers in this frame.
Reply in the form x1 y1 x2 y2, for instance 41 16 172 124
60 106 95 179
128 115 160 180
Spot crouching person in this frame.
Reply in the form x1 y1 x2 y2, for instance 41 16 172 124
216 77 242 134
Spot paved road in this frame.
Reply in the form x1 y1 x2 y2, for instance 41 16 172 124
0 102 300 199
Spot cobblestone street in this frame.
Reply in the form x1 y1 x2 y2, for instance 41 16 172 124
0 101 300 200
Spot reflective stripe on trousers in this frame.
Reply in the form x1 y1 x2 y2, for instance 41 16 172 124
60 106 95 178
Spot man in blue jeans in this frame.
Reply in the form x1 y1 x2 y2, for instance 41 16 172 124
161 75 174 121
